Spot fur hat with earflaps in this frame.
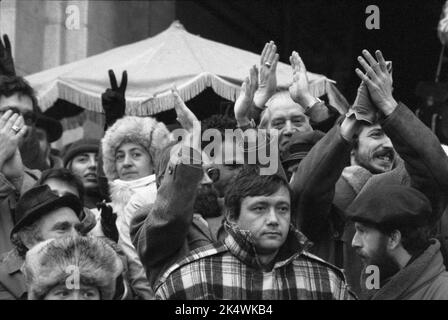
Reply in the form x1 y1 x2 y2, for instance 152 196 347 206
24 236 124 300
101 116 172 181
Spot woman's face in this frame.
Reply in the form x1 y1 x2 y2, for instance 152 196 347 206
115 142 153 181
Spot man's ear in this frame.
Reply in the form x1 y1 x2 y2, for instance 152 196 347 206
387 229 402 250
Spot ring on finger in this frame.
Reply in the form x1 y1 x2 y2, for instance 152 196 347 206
11 125 21 133
264 62 272 68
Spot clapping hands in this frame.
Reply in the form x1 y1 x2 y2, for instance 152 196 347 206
253 41 279 109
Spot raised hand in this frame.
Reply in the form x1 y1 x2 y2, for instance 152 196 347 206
0 35 16 76
234 65 258 127
253 41 279 109
355 50 397 116
288 51 317 108
97 201 119 242
102 69 127 128
172 87 201 152
0 111 26 182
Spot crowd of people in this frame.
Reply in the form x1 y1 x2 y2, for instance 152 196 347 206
0 33 447 300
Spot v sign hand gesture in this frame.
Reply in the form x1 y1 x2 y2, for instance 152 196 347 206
102 69 128 129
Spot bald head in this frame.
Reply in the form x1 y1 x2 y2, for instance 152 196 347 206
259 91 312 151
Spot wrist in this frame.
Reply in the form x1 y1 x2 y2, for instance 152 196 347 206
381 98 398 116
340 114 358 142
236 116 251 127
295 94 318 109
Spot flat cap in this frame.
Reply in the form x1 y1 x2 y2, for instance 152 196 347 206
346 184 431 230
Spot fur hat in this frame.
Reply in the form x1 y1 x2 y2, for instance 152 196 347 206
24 236 124 300
101 116 172 181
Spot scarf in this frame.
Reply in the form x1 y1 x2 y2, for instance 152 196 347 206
109 174 156 216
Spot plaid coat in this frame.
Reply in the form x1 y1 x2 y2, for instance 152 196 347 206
155 221 356 300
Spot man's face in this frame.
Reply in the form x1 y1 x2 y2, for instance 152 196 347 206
193 153 221 218
236 185 291 255
70 152 98 189
267 101 312 152
353 124 396 174
352 222 400 280
44 284 100 300
38 207 81 241
208 139 244 198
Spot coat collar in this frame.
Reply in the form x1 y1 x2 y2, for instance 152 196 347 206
363 240 444 300
223 220 311 270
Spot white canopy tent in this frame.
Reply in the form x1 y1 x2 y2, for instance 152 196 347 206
26 21 349 121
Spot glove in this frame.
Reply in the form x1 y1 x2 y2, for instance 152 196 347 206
97 200 119 242
0 34 16 76
347 80 378 124
102 69 127 129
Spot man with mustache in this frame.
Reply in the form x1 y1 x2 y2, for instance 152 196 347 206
347 184 448 299
292 49 448 297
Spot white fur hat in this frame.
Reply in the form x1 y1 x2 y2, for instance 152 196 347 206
101 116 172 181
24 236 124 300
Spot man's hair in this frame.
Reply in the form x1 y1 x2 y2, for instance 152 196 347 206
382 225 432 257
224 165 292 221
0 75 40 113
10 219 43 258
201 114 237 150
36 168 85 204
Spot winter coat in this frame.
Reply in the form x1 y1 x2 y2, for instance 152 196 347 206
100 115 172 299
155 221 355 300
291 102 448 297
363 240 448 300
106 175 157 299
130 148 209 290
0 168 40 255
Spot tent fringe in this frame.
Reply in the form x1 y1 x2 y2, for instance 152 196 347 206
36 75 338 117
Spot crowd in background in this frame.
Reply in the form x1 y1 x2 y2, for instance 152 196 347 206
0 28 448 300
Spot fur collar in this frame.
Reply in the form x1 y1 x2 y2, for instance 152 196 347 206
109 175 156 215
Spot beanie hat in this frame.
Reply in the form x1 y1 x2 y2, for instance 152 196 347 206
346 184 431 231
101 116 172 181
63 138 100 167
24 236 124 300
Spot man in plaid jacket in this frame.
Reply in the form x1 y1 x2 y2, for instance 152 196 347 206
154 166 356 300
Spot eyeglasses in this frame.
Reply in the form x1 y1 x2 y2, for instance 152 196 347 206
206 167 220 182
0 107 36 126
